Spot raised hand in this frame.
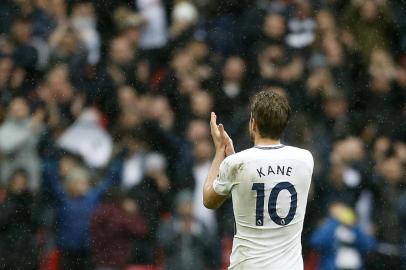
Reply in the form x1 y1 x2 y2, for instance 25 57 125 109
223 129 235 157
210 112 235 157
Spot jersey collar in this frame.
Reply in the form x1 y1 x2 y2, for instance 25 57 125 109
254 144 285 150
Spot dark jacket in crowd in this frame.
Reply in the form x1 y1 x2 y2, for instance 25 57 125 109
0 191 38 270
158 217 214 270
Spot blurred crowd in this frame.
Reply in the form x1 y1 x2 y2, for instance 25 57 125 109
0 0 405 269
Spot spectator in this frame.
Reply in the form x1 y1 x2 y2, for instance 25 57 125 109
119 129 148 191
11 16 40 94
91 188 148 270
211 56 249 122
128 152 170 264
369 156 405 269
158 190 215 270
286 1 316 50
192 137 217 233
0 97 44 190
113 7 145 49
310 202 376 270
343 0 394 59
136 0 168 51
70 1 101 65
0 169 38 270
43 159 122 270
169 1 199 45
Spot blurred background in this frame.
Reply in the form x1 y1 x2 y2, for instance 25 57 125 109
0 0 405 269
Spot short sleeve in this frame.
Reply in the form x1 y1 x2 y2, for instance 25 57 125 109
213 159 234 196
305 150 314 173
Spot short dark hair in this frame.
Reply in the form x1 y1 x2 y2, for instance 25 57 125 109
250 90 291 139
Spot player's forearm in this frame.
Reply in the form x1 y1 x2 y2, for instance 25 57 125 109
206 152 225 187
203 151 225 209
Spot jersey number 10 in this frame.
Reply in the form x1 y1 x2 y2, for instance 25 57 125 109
252 182 297 226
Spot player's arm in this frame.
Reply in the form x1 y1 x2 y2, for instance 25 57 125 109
203 112 235 209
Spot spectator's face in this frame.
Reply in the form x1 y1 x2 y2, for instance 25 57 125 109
140 96 174 129
373 136 391 159
394 142 406 163
323 97 348 119
46 65 74 103
72 2 95 18
118 86 138 109
193 139 214 163
191 91 213 118
186 120 210 142
369 73 391 94
360 0 378 21
177 201 193 218
343 138 365 161
59 30 79 54
118 110 141 129
306 68 334 94
332 138 365 164
263 14 286 39
223 57 246 82
12 20 32 44
0 36 14 55
380 158 404 184
397 66 406 87
179 77 200 95
67 178 89 197
187 41 209 62
8 98 29 120
47 0 67 18
322 35 343 65
59 156 79 178
9 172 28 194
148 96 172 120
316 10 336 32
172 51 195 74
109 38 134 65
370 49 394 71
123 27 142 46
295 1 312 19
0 57 13 84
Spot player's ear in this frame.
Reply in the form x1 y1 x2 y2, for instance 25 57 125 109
251 117 257 132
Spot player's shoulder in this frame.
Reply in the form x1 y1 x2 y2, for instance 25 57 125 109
283 145 314 168
222 147 256 165
283 145 313 159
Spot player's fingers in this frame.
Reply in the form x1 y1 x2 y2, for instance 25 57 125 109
219 124 226 140
210 112 217 132
223 130 231 140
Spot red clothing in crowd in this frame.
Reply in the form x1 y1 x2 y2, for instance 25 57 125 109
90 202 148 268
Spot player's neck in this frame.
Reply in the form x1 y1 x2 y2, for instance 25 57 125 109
254 136 281 146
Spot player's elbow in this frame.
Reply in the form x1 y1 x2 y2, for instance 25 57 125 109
203 197 217 209
203 191 224 209
204 201 219 209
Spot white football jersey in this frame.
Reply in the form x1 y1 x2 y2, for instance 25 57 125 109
213 144 314 270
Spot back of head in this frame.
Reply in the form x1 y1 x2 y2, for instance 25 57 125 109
250 90 291 140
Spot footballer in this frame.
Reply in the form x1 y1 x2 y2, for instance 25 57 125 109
203 90 314 269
